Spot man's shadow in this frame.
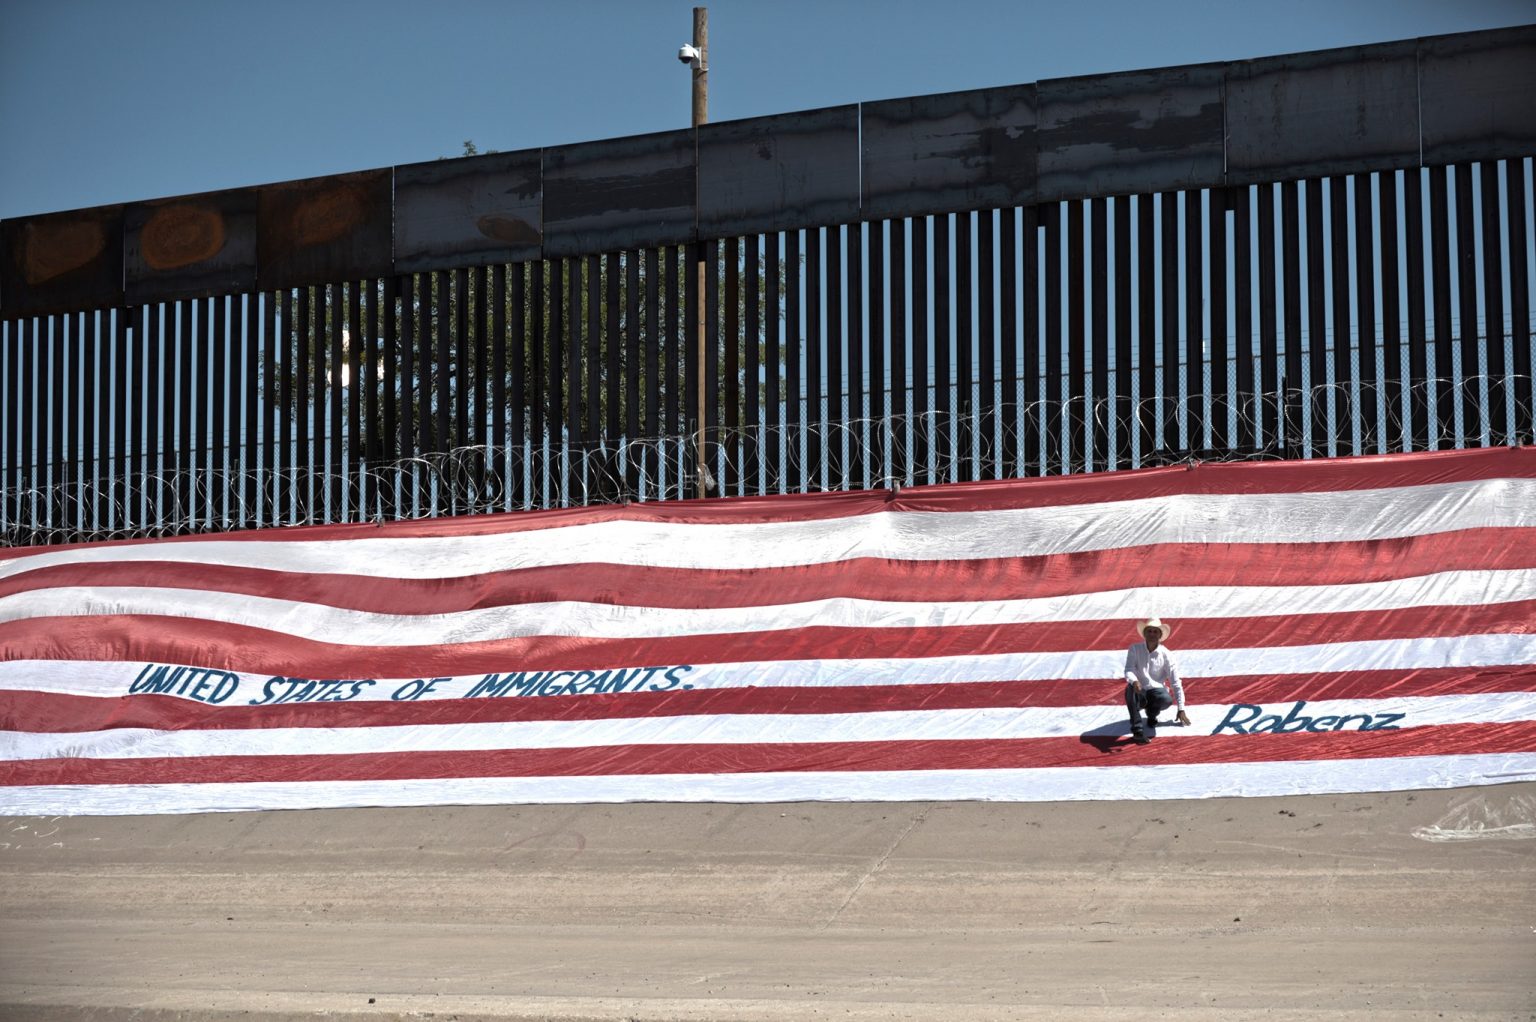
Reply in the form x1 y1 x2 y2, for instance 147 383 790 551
1078 720 1188 754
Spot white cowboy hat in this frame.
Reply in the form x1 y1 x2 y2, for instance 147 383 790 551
1136 618 1172 641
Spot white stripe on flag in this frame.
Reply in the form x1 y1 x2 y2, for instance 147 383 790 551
3 633 1535 698
4 568 1533 643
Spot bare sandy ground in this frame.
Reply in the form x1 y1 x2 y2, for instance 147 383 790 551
1 784 1533 1021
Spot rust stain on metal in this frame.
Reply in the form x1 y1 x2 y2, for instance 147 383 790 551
21 218 106 285
475 214 540 246
290 185 366 247
140 203 226 270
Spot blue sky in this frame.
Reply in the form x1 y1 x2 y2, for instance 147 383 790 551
1 0 1532 220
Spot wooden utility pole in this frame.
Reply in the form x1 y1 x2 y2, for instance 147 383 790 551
692 6 709 498
691 7 708 129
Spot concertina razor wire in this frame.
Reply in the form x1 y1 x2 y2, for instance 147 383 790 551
2 372 1533 548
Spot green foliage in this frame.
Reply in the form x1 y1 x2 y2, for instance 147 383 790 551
438 139 501 160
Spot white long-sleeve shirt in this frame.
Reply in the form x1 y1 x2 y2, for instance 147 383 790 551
1124 643 1185 711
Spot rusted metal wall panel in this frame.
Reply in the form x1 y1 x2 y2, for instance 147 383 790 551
256 169 392 290
861 86 1036 220
698 107 859 236
1036 67 1223 201
543 129 694 257
1419 26 1536 165
394 149 543 272
0 205 124 316
1226 41 1420 184
124 188 257 302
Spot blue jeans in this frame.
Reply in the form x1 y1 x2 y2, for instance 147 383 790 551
1126 683 1173 735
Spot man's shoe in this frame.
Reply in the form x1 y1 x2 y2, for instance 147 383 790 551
1146 716 1160 730
1132 730 1150 745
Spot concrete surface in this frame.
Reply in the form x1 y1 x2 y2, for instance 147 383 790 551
1 784 1534 1020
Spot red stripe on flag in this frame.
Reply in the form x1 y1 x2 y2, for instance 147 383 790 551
2 601 1533 677
5 720 1536 787
5 529 1532 611
889 446 1536 513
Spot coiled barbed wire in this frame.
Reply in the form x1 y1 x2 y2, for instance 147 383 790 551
2 374 1531 548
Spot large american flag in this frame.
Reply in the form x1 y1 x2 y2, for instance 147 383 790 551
2 446 1534 815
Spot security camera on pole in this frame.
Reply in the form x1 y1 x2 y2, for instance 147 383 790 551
679 8 709 498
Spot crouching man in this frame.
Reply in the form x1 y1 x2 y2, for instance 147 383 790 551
1124 617 1190 744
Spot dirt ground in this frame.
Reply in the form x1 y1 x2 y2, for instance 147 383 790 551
1 784 1533 1021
